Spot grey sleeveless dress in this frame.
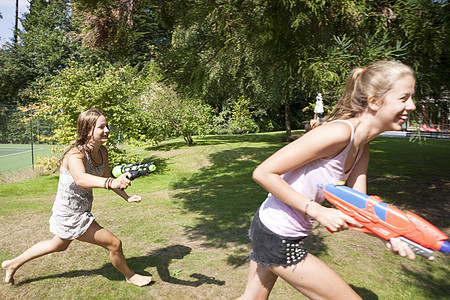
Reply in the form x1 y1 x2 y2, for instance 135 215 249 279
49 149 105 240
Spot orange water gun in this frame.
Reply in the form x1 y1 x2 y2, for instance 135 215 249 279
323 183 450 258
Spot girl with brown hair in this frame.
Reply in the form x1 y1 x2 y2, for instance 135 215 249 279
2 108 152 287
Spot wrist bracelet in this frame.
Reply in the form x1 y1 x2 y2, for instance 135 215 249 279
105 177 113 190
305 199 314 216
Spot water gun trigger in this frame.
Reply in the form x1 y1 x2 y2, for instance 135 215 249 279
348 224 372 233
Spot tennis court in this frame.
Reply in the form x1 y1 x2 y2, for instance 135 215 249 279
0 144 60 172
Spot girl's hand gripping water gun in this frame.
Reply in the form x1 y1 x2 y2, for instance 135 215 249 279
323 182 450 258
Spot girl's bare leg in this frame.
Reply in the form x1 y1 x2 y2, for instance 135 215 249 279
237 260 278 300
269 254 362 300
2 236 72 285
77 220 151 287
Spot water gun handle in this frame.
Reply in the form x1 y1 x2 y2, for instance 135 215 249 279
327 226 434 258
398 237 434 258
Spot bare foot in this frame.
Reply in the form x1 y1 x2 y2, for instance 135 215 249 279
1 260 16 285
125 272 152 287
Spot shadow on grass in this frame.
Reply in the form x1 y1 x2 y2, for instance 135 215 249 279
368 137 450 229
351 285 379 300
17 245 225 287
170 146 287 245
168 134 330 265
147 131 296 152
399 261 450 299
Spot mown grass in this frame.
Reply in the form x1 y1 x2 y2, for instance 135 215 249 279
0 131 448 299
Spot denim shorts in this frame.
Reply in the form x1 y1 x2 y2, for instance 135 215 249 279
248 211 308 267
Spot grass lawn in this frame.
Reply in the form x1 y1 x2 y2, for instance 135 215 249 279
0 131 448 299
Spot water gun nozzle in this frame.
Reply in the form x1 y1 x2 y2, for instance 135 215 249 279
439 240 450 253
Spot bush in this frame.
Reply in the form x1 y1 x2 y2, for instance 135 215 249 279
211 96 259 135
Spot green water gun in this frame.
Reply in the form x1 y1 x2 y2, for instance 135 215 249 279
112 162 156 180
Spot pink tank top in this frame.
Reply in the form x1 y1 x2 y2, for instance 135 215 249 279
258 120 363 237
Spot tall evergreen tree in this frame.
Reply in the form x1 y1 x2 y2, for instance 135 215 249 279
0 0 77 105
70 0 169 65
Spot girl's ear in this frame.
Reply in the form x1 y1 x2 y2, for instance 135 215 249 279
367 96 381 112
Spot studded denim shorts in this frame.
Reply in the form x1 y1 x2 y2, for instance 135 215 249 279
248 210 308 267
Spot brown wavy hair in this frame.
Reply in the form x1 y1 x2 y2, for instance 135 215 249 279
61 108 105 163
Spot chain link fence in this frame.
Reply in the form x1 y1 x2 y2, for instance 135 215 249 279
0 104 57 172
0 104 55 144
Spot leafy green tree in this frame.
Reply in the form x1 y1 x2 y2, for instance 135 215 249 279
138 80 214 145
158 0 448 136
229 96 259 134
0 46 38 104
157 1 394 137
35 61 147 145
34 59 213 147
71 0 138 55
0 0 77 105
20 0 74 75
126 0 171 67
386 0 449 127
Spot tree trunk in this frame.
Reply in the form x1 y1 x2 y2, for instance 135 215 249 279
184 133 195 146
284 89 292 141
14 0 19 44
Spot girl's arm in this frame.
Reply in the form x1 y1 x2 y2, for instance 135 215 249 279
253 122 361 232
67 148 111 188
67 146 131 191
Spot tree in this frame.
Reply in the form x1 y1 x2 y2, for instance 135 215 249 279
20 0 75 77
138 80 214 145
229 96 259 134
35 61 147 145
387 0 449 127
158 1 404 137
71 0 138 54
158 0 449 136
0 0 77 105
71 0 170 65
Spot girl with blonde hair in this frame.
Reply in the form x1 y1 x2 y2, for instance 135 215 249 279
238 61 428 299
